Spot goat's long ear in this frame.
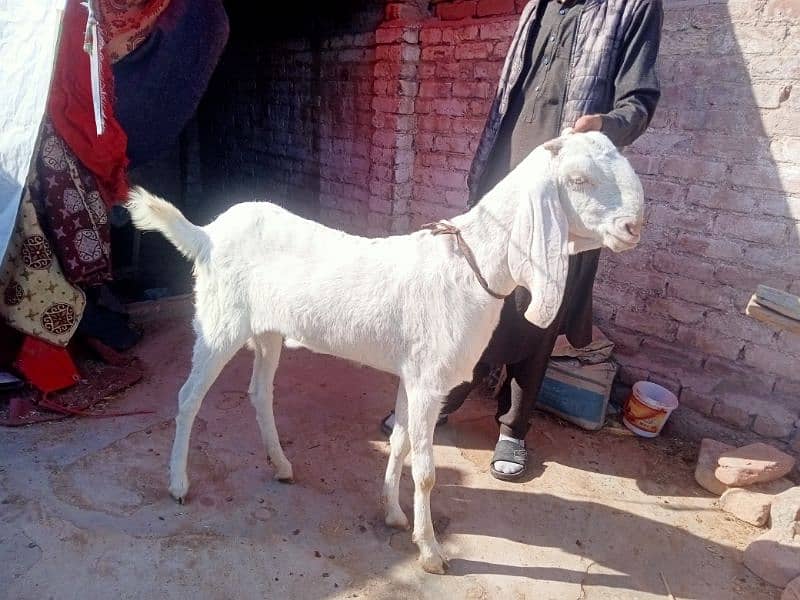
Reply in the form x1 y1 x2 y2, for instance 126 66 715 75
508 179 570 328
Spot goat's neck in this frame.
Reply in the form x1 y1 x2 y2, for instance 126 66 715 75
450 148 558 299
449 177 522 298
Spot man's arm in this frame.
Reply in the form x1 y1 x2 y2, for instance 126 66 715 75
574 0 663 147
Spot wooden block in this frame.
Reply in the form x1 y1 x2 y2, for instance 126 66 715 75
746 295 800 335
755 285 800 321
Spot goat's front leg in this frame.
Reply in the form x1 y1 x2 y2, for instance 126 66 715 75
383 383 410 530
407 386 448 574
170 337 237 503
249 333 293 482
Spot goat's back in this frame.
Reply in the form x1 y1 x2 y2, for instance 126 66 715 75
195 202 491 382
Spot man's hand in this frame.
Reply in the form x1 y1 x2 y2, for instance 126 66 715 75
573 114 604 133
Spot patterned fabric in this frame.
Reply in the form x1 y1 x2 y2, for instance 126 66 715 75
0 188 86 347
31 119 112 287
48 0 129 206
97 0 172 63
467 0 643 205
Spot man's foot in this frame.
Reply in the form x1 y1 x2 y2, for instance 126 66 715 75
380 411 448 437
490 434 528 481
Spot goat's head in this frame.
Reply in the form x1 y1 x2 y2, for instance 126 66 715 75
507 130 644 328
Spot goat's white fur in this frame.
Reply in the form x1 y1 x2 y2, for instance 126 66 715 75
126 131 643 574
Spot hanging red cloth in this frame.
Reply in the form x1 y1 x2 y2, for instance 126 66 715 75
48 0 129 206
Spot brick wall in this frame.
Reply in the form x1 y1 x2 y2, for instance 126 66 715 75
193 0 800 452
364 0 800 453
596 0 800 451
195 2 382 227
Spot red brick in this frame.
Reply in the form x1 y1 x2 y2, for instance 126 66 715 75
661 157 728 183
445 189 468 208
417 167 466 190
452 118 487 135
435 60 474 79
730 164 800 195
454 41 493 60
712 396 753 429
615 310 677 341
759 192 800 220
601 265 668 294
479 19 517 39
712 213 789 245
420 27 443 44
617 365 650 386
680 389 717 416
433 135 471 154
453 81 493 99
474 60 502 80
752 409 797 438
419 81 453 98
476 0 515 17
686 185 755 214
744 344 800 381
647 203 714 234
432 98 469 116
674 233 745 262
667 276 737 311
441 25 479 43
421 45 454 61
714 264 781 292
417 114 452 133
646 297 707 324
765 0 800 18
437 1 477 20
676 325 744 361
651 250 716 282
376 26 405 45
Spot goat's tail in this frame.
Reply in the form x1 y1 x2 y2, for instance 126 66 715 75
126 186 209 261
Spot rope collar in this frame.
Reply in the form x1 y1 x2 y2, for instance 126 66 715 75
421 221 506 300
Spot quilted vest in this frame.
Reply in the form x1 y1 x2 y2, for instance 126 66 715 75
467 0 648 205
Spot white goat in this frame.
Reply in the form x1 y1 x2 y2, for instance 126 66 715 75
127 131 643 574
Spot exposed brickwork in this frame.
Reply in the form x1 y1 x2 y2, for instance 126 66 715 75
192 0 800 451
595 0 800 449
196 4 383 229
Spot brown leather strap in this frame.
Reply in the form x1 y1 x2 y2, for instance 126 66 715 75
421 221 506 300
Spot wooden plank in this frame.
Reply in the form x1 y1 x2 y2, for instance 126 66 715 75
755 285 800 321
746 295 800 335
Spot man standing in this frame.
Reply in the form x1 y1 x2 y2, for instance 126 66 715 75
383 0 663 480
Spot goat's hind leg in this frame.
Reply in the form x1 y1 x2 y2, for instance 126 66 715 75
170 335 238 503
249 333 293 482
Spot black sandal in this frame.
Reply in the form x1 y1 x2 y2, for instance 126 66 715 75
490 439 528 481
380 410 448 437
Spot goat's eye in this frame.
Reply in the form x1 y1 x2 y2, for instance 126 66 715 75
568 174 588 187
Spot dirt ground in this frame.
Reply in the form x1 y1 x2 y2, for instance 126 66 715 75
0 318 781 599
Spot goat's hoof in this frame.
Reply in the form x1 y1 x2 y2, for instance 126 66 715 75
274 469 294 484
169 478 189 503
419 553 448 575
385 511 410 530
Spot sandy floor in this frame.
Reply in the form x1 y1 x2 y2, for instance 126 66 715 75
0 319 780 599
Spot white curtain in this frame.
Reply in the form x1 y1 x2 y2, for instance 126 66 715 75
0 0 66 263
